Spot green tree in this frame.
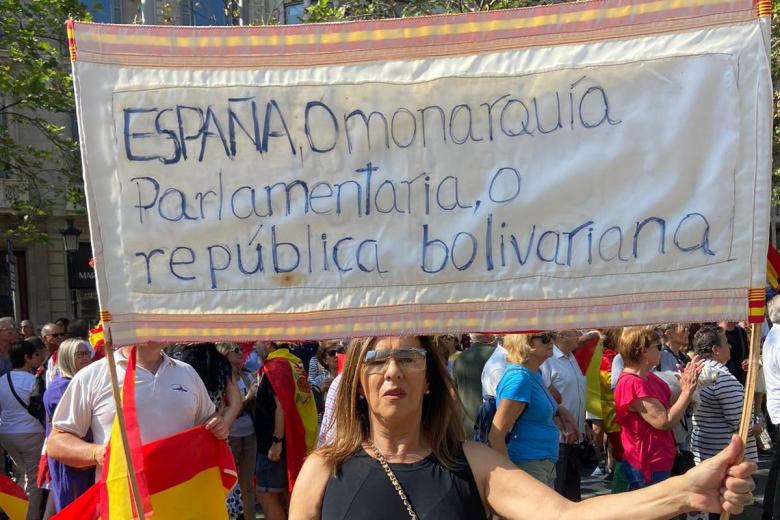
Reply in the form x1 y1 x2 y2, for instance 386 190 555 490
0 0 89 242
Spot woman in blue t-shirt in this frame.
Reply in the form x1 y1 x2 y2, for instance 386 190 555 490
489 333 578 486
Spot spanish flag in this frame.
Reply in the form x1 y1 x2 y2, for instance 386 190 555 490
52 425 237 520
89 323 105 360
263 348 318 491
0 474 28 520
768 245 780 290
100 347 153 520
574 335 619 433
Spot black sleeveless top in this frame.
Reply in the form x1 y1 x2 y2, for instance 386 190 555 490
321 449 487 520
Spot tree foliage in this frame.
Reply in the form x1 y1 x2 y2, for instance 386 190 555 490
0 0 89 242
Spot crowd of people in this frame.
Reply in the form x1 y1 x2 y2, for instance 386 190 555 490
0 312 765 520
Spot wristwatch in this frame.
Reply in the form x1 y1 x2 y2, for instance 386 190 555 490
272 435 284 444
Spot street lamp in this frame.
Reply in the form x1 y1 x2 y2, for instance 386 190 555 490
60 218 81 318
60 218 81 253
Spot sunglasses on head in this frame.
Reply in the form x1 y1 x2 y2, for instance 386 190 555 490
530 333 553 344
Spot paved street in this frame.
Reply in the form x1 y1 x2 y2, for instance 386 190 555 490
582 452 773 519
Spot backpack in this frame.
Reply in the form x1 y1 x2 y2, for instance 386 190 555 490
472 395 497 443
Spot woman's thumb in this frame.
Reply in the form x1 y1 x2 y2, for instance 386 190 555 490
710 435 743 466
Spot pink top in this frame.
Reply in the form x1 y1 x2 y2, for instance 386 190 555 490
614 372 676 482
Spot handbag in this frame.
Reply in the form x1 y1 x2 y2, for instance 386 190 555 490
6 372 46 425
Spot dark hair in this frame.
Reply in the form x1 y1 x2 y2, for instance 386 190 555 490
693 325 724 358
54 317 70 329
26 336 44 351
10 340 37 368
167 343 231 405
67 319 90 340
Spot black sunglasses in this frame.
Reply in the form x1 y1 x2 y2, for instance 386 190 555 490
326 347 346 357
530 333 553 344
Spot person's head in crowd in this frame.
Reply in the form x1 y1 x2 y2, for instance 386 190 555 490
432 334 460 364
67 319 90 340
167 343 231 401
768 296 780 328
10 340 43 370
26 336 45 357
56 338 93 378
316 340 343 373
41 322 65 355
215 342 244 374
660 323 690 350
554 329 581 353
468 333 496 347
20 320 34 338
718 321 738 331
320 335 463 470
601 328 622 351
618 326 662 369
693 325 730 365
503 332 554 366
54 317 70 331
0 317 20 350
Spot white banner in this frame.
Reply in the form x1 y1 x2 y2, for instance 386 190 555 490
70 1 773 343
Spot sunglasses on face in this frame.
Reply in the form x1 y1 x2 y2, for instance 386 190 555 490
326 347 345 358
47 333 65 338
530 333 553 344
363 348 427 374
75 350 92 358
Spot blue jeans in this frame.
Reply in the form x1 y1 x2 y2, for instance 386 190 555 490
623 461 671 490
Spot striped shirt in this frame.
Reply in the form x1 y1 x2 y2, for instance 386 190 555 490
691 360 757 464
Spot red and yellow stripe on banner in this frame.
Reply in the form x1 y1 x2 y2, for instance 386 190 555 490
768 245 780 289
67 0 761 69
757 0 772 16
748 288 765 324
0 475 28 520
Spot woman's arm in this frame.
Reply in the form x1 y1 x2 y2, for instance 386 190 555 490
464 436 755 520
632 360 702 431
268 395 285 462
488 399 526 458
220 377 242 430
289 452 331 520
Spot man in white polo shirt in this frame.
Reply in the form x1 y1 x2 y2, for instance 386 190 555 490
541 330 589 502
47 343 228 475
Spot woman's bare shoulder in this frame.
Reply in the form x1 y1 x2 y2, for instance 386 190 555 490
289 451 333 520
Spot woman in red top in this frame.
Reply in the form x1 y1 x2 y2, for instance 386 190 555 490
614 326 702 489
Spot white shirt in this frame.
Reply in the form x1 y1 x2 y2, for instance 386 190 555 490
0 371 44 435
52 350 215 474
45 356 58 386
481 345 507 397
763 324 780 423
610 354 624 390
540 345 586 438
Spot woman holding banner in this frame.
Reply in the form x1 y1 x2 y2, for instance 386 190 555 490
289 335 756 520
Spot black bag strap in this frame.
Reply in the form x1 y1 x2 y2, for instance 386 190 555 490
6 372 29 412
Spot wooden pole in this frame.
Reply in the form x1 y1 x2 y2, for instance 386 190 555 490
720 321 762 520
103 324 146 520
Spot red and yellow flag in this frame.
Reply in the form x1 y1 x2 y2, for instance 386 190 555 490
768 245 780 290
100 347 153 520
263 348 318 491
53 425 237 520
0 474 28 520
89 323 106 360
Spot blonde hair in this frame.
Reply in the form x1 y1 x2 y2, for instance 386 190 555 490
618 326 660 365
503 334 534 364
316 336 465 472
57 338 90 378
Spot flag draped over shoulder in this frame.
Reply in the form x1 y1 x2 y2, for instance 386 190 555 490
53 426 237 520
0 474 28 520
89 324 106 360
53 347 237 520
574 336 619 433
263 348 318 491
